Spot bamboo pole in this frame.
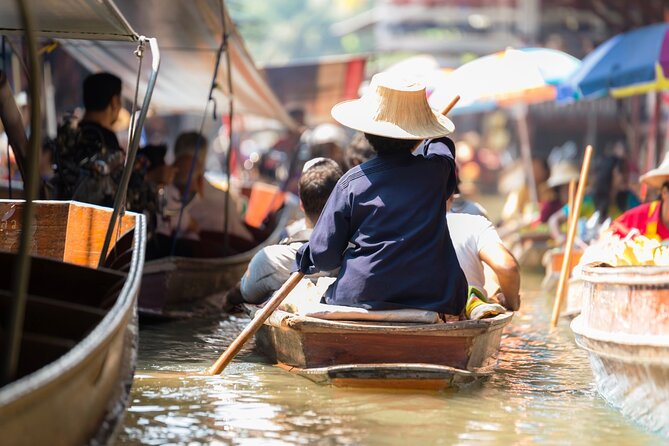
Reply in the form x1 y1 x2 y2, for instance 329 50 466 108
440 95 460 116
551 145 593 327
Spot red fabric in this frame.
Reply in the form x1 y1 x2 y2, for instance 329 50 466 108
610 202 669 240
343 58 366 100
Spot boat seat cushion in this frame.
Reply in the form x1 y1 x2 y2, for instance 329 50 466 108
283 302 441 323
277 277 442 323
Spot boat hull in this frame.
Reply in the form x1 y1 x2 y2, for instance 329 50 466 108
139 195 298 318
571 264 669 436
256 310 512 389
0 200 145 445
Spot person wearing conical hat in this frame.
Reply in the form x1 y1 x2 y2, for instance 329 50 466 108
609 151 669 242
539 161 580 223
296 73 468 315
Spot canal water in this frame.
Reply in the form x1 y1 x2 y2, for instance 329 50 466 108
116 271 661 445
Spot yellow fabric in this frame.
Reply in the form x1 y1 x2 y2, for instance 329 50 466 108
611 64 669 98
645 200 660 241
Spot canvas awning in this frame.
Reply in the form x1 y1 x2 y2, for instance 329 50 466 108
0 0 137 41
60 0 297 129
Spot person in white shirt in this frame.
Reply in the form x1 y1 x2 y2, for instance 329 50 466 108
447 195 520 311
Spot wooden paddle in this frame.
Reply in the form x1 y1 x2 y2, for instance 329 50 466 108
550 145 593 327
441 95 460 116
207 271 304 375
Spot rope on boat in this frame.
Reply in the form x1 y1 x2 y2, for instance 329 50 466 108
221 0 234 256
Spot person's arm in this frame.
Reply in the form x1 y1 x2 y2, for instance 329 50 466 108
421 137 456 160
548 208 568 244
421 137 457 197
241 245 295 304
296 185 351 273
479 243 520 311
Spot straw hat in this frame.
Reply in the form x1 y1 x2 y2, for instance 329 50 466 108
331 72 454 140
640 151 669 189
547 162 580 188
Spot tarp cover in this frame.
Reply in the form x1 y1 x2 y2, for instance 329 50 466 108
60 0 296 129
0 0 136 41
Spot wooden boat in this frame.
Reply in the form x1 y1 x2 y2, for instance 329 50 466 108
541 247 583 289
0 200 145 445
256 308 513 390
140 189 298 318
571 264 669 435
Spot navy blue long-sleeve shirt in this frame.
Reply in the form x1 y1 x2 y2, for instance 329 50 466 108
296 137 467 314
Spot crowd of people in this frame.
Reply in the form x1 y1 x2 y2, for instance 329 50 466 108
13 68 669 321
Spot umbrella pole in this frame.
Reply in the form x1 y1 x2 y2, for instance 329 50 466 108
516 105 539 206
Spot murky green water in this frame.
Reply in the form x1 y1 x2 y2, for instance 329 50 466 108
116 272 661 445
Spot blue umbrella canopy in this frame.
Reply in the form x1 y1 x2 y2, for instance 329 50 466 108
559 23 669 101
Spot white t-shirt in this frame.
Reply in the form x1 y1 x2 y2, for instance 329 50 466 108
447 212 502 296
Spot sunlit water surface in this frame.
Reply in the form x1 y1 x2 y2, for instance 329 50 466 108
116 272 661 445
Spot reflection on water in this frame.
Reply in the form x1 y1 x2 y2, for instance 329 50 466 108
117 272 660 445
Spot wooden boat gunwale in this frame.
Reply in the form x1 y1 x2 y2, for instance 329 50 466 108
580 263 669 285
0 200 146 435
268 309 513 333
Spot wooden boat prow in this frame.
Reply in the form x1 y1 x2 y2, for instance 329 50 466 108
256 308 513 390
571 264 669 436
0 200 145 445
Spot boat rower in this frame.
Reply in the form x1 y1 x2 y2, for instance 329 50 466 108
296 72 468 315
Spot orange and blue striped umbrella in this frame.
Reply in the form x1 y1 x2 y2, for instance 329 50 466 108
429 47 580 114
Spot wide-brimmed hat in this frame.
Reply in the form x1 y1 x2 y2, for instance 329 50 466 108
640 151 669 189
331 72 454 140
547 162 580 188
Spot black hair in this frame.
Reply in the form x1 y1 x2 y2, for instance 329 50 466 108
592 155 629 223
140 144 167 170
299 159 343 219
174 131 207 159
345 133 376 170
83 72 122 111
363 133 420 155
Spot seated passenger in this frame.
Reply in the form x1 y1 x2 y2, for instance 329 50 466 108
610 152 669 242
447 195 520 317
154 132 206 241
549 155 639 245
540 161 579 223
296 73 467 314
237 158 343 304
53 72 124 205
